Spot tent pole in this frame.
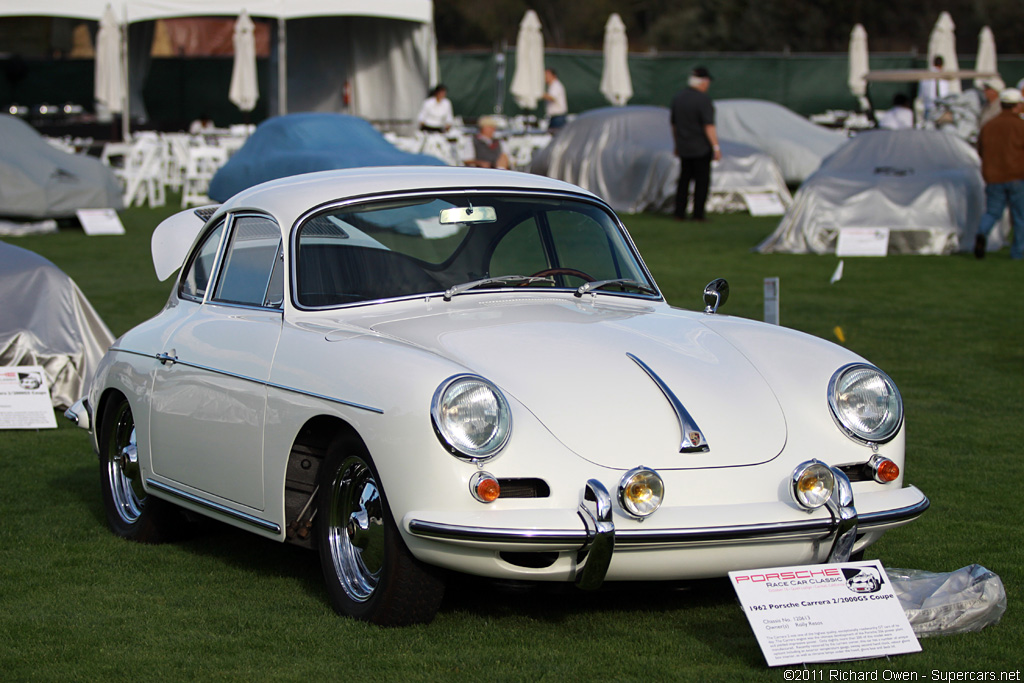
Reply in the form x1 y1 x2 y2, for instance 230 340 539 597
278 17 287 115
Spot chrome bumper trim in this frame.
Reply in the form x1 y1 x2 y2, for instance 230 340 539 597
408 519 587 545
146 479 281 534
64 397 92 431
858 496 930 529
575 479 614 589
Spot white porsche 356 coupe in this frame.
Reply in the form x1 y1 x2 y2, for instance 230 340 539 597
67 167 928 625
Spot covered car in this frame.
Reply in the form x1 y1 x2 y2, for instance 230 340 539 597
529 105 790 214
208 112 445 202
69 166 928 626
714 99 848 184
0 115 122 219
757 129 1008 255
0 241 115 409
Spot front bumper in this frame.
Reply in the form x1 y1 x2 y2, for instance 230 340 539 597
406 472 929 587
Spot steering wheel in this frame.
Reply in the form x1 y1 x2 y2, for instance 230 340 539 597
529 267 595 282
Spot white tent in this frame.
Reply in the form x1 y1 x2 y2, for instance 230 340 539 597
0 1 437 123
757 129 1011 256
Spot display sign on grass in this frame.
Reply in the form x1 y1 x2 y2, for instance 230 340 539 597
836 227 890 256
77 208 126 236
729 560 920 667
0 366 57 429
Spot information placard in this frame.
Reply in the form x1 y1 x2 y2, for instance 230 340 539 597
729 560 920 666
0 366 57 429
742 191 788 216
76 208 126 235
836 227 890 256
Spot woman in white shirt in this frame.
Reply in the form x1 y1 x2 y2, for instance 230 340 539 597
417 85 454 133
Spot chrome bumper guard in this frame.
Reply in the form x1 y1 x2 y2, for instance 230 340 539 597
64 397 91 431
575 479 615 590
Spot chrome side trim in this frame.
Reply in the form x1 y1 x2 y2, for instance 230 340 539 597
115 347 384 415
627 353 709 453
146 479 281 534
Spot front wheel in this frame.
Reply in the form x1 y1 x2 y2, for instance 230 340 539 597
99 395 177 543
316 437 444 625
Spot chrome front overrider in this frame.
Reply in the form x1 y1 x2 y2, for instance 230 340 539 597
575 479 614 590
823 466 858 563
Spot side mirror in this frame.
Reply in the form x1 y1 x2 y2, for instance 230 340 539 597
703 278 729 314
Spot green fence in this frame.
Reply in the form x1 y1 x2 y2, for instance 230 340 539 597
3 51 1024 131
441 49 1024 119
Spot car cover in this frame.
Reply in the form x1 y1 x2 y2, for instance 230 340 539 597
757 129 1010 255
0 115 123 219
0 242 115 409
208 112 446 202
529 105 790 214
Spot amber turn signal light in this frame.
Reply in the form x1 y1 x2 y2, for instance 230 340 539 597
470 472 500 503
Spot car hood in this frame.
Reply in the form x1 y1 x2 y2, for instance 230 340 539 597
366 297 786 470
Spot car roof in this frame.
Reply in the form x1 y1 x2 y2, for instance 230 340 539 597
218 166 602 226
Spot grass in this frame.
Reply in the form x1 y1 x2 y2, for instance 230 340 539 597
2 206 1023 680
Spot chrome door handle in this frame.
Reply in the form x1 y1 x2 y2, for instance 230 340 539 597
156 352 178 365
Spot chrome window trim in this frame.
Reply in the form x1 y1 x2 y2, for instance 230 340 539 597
147 479 281 533
289 187 663 312
827 362 904 446
209 213 284 310
179 215 230 304
115 347 384 414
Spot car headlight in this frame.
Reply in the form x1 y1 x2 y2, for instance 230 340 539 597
431 375 511 460
828 363 903 444
791 460 835 510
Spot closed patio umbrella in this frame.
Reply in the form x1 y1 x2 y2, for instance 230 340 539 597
229 10 259 113
847 24 869 110
509 10 545 111
974 27 998 90
94 4 123 116
600 13 632 106
928 11 961 94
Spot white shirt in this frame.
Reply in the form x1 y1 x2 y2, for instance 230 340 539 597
546 79 568 117
877 107 914 130
417 97 454 130
918 68 951 114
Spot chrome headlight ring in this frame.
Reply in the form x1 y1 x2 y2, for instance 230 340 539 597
431 374 512 462
827 363 903 446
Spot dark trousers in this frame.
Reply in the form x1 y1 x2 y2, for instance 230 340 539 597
675 153 713 219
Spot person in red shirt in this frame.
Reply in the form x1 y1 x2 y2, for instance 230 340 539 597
974 88 1024 259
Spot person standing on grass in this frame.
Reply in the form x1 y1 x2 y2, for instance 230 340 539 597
542 68 568 132
670 66 721 222
974 88 1024 260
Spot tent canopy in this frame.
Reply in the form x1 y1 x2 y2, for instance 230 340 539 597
0 1 436 122
0 1 431 22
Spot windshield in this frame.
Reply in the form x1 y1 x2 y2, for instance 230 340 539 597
293 192 655 307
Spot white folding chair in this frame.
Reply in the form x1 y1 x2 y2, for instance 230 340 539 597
181 146 228 207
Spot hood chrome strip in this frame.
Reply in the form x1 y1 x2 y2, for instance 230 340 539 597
627 353 709 453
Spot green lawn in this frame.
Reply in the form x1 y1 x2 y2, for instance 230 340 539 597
1 207 1022 680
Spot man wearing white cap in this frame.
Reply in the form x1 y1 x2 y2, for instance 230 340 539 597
974 88 1024 259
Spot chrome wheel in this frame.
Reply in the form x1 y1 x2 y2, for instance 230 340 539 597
326 456 385 602
106 401 146 525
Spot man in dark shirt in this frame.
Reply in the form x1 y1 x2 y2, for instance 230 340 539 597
670 66 721 221
974 88 1024 259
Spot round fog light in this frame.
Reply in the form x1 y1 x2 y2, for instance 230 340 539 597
791 460 835 510
470 472 500 503
618 467 664 518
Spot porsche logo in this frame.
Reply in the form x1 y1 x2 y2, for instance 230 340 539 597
688 431 703 446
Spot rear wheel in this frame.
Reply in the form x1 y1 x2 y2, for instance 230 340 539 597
316 437 444 625
99 395 176 542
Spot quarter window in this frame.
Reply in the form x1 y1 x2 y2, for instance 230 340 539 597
213 216 283 307
180 219 225 301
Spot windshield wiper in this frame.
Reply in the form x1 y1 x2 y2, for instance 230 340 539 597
443 275 555 301
575 279 658 298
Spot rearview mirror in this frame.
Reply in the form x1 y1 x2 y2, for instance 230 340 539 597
439 206 497 225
